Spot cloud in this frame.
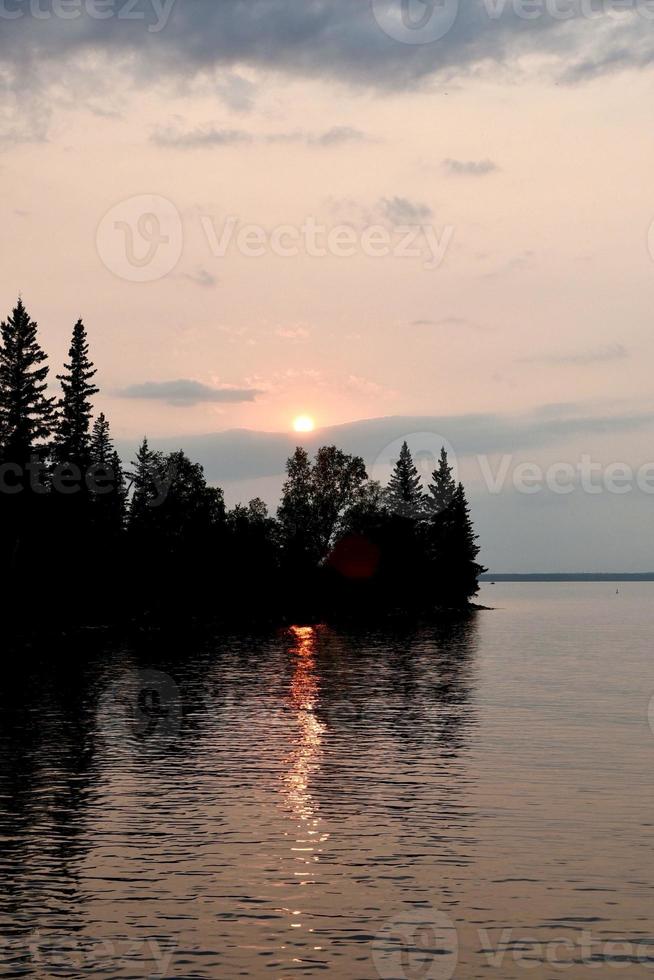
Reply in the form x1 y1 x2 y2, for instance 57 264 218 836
117 379 262 407
481 250 535 278
380 196 432 224
153 124 370 149
443 158 499 176
523 344 628 366
116 405 654 483
276 327 310 340
410 316 482 329
183 267 218 288
152 126 253 148
1 1 649 94
214 73 257 112
312 126 369 146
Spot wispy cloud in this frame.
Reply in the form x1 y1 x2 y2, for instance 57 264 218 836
117 379 262 407
380 196 432 224
443 158 499 177
312 126 370 146
183 267 218 288
276 327 310 340
152 124 370 150
523 344 629 366
152 127 253 148
410 316 482 330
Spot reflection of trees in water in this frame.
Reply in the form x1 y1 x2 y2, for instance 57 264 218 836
0 644 104 967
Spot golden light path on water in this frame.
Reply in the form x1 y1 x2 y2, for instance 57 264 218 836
280 625 329 962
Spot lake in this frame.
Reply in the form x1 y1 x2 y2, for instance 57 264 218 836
1 582 653 978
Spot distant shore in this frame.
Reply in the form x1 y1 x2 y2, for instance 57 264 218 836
481 573 654 582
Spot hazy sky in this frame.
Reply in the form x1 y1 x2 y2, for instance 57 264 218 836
2 0 654 568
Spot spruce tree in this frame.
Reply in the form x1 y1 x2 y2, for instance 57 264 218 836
426 447 456 516
432 483 485 605
385 441 424 519
55 319 98 470
90 412 112 467
128 437 163 527
90 413 126 535
0 298 56 467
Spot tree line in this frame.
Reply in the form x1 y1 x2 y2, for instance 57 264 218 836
0 298 484 631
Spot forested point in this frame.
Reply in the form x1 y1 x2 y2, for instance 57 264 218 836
0 299 485 632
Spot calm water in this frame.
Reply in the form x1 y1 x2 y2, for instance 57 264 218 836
1 583 653 979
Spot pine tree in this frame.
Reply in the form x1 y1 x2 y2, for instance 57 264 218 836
426 447 456 517
90 413 126 535
0 298 56 467
431 482 486 605
128 437 164 527
90 413 112 467
385 441 424 519
55 319 98 470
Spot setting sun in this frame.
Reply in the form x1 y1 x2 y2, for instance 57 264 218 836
293 415 315 433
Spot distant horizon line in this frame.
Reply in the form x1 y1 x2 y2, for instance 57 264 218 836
481 573 654 581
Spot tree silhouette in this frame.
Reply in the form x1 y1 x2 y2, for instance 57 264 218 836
90 413 112 468
90 413 126 538
0 295 486 629
127 438 166 529
429 483 486 605
311 446 367 558
55 320 98 471
385 441 424 519
0 299 55 469
426 447 456 517
278 447 317 572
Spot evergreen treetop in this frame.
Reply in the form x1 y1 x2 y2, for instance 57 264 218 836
55 319 98 468
0 298 56 464
426 447 456 517
385 441 425 519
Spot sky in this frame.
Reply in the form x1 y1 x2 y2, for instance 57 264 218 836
2 0 654 570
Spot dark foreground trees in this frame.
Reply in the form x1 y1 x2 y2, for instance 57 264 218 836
0 297 485 632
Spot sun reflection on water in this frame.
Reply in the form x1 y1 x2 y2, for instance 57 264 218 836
280 625 329 957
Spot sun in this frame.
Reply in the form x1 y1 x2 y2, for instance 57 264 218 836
293 415 315 433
